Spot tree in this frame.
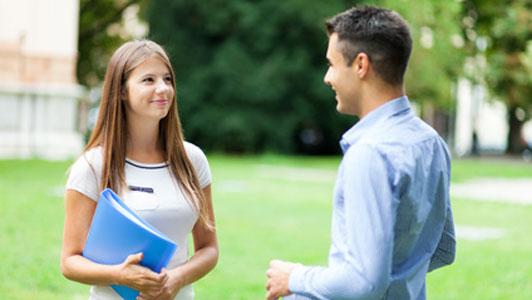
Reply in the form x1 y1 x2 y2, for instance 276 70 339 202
141 0 466 154
379 0 466 139
77 0 143 87
143 0 359 154
462 0 532 153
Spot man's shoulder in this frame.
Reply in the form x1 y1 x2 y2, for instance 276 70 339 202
372 113 442 146
348 118 447 163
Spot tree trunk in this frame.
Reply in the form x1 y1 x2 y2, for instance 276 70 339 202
506 105 524 154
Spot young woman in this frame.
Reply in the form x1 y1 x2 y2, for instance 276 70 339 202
61 40 218 300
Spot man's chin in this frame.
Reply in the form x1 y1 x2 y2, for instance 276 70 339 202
336 102 345 114
336 104 357 117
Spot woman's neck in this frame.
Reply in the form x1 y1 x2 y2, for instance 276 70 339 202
126 119 165 163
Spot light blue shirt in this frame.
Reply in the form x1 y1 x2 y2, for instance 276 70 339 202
288 96 456 300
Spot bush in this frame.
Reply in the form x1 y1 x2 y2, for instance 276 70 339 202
143 0 357 154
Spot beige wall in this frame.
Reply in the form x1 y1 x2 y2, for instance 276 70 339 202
0 0 84 159
0 0 79 84
0 46 77 84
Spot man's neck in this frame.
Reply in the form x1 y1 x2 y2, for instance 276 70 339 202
359 83 405 119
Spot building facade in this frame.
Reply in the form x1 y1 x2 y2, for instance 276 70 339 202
0 0 84 160
454 78 509 156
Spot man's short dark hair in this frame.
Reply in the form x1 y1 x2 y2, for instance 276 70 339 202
325 6 412 85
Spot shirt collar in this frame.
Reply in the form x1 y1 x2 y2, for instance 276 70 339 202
340 96 411 153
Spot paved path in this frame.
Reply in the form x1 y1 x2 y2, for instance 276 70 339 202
455 225 507 241
451 177 532 205
451 177 532 240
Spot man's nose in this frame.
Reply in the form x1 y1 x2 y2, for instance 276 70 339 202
323 68 331 85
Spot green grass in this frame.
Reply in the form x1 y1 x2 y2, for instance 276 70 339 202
0 156 531 299
427 198 532 300
0 160 87 299
450 157 532 182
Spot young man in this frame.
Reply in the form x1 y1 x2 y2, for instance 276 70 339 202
266 6 455 300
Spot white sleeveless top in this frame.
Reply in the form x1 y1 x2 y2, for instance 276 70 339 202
66 142 211 300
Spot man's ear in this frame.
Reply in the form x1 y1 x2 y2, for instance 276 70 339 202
352 52 370 79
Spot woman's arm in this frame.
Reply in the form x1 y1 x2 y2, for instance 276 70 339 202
60 190 168 292
178 184 219 283
140 184 219 300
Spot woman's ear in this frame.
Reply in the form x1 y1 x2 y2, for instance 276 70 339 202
120 88 128 101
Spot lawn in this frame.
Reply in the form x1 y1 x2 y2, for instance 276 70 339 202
0 155 531 299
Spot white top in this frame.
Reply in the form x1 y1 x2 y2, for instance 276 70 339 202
66 142 212 300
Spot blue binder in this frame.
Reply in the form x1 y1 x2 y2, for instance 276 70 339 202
83 188 177 300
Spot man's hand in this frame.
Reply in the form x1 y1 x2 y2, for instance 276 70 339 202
265 259 299 300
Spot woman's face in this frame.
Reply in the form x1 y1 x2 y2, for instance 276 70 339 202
125 56 174 123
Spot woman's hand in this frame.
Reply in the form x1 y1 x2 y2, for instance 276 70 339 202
137 267 185 300
116 253 169 295
137 184 218 300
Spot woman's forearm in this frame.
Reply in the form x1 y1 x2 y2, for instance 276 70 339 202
61 254 120 286
168 245 219 289
62 252 167 294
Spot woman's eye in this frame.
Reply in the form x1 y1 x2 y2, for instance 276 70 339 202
164 76 172 82
143 77 154 82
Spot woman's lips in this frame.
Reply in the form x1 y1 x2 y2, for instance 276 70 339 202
152 99 168 105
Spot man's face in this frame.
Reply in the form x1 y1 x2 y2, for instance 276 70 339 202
323 33 360 116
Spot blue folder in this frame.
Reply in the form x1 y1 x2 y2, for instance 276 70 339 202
83 188 177 300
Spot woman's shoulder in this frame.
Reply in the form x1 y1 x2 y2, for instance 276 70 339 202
69 146 104 181
183 141 207 160
183 141 211 187
83 146 104 162
73 146 104 168
67 146 104 201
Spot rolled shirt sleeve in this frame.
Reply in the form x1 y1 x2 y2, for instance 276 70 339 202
428 204 456 272
429 147 455 272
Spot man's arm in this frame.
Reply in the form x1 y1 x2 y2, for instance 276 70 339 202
428 143 455 272
268 145 395 300
428 203 456 272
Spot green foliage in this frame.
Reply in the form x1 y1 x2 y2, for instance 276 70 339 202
462 0 532 153
382 0 466 111
142 0 467 153
77 0 142 86
464 0 532 109
143 0 360 154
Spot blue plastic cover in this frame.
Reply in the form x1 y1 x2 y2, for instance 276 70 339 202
82 188 177 300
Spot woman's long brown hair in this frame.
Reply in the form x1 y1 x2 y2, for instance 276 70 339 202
85 40 213 230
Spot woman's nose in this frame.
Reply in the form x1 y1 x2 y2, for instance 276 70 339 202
156 79 170 93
